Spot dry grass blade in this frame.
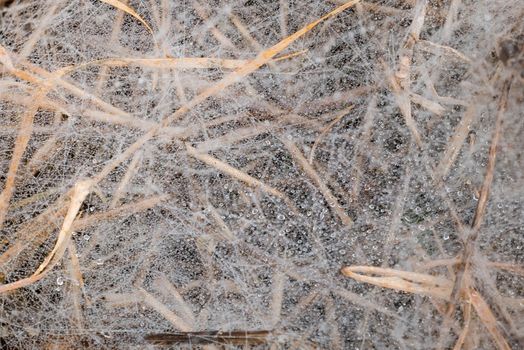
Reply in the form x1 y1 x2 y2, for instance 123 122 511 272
98 0 153 34
308 105 354 164
470 79 511 231
418 40 472 63
409 92 446 115
66 57 253 70
452 297 472 350
185 143 286 199
449 79 512 304
435 104 476 181
386 0 428 148
488 262 524 276
341 265 453 300
207 204 236 241
0 44 14 70
67 241 86 329
76 52 307 71
271 271 286 327
282 137 353 226
153 274 196 327
0 89 41 229
137 288 193 331
469 289 511 350
0 180 92 294
109 150 142 208
73 195 168 230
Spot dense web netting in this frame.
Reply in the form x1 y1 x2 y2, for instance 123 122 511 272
0 0 523 349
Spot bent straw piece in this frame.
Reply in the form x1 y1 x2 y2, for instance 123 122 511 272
0 198 69 266
281 138 353 227
0 180 92 294
137 288 193 331
34 180 93 275
308 105 354 164
98 0 153 34
341 266 452 300
185 143 286 199
469 289 511 350
343 271 452 300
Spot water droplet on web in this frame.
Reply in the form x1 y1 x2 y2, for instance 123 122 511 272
277 214 286 221
83 234 90 241
96 258 104 266
443 234 450 241
56 276 64 286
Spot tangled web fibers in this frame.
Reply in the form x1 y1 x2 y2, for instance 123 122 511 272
0 0 523 349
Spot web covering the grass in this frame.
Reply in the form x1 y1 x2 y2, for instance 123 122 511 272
0 0 523 349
